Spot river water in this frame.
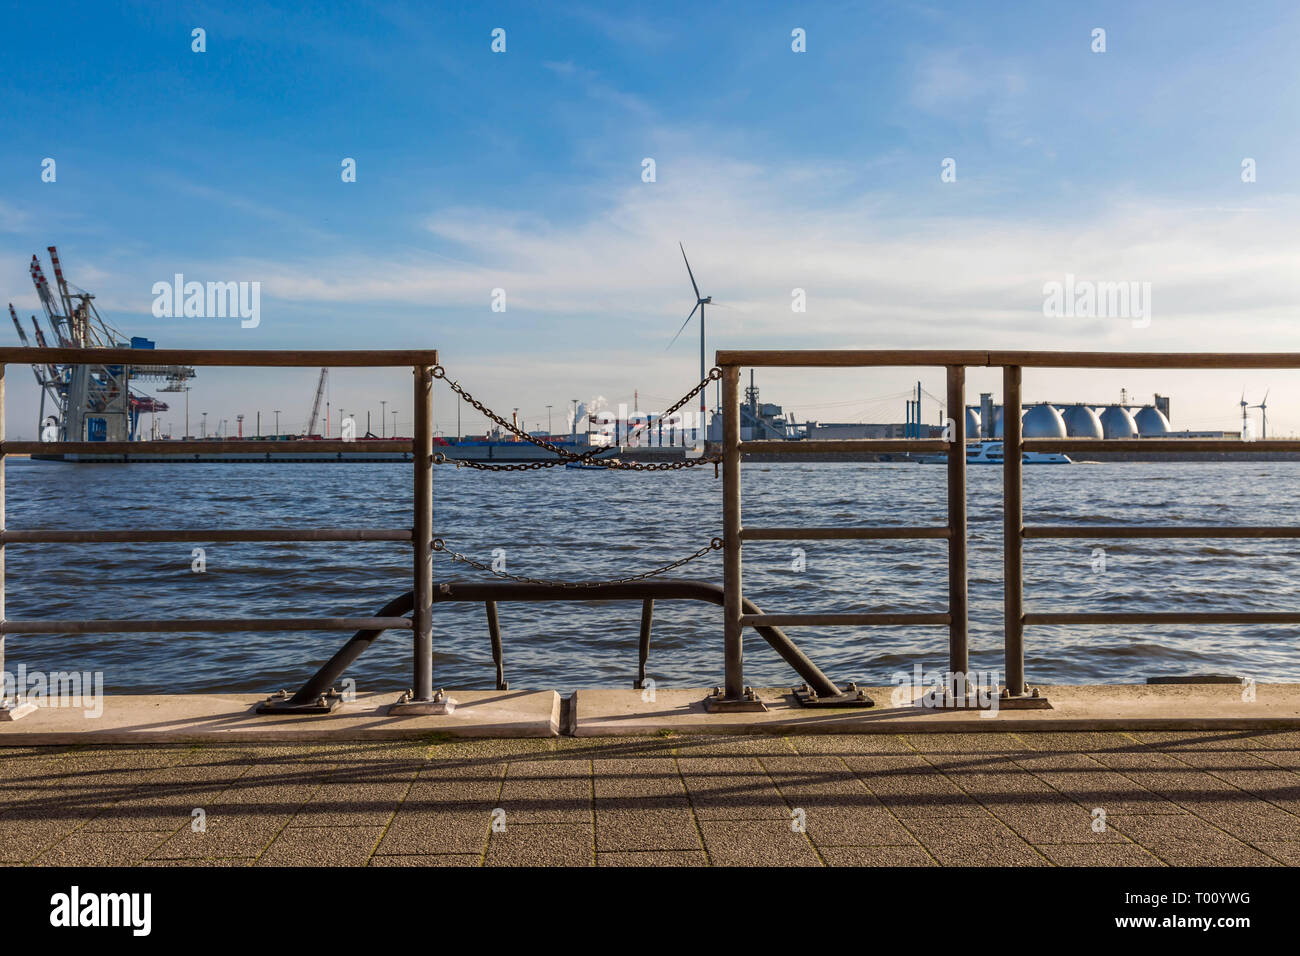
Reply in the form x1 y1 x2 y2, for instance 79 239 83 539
5 459 1298 694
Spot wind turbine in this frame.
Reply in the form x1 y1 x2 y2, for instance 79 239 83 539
667 243 711 444
1251 389 1270 439
1241 390 1250 437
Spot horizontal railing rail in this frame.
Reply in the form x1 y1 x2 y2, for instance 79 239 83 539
0 529 413 543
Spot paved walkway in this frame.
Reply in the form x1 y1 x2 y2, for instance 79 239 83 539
3 731 1300 866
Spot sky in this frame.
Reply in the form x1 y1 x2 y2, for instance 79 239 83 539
3 0 1300 438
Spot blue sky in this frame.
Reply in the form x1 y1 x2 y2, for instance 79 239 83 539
3 1 1300 437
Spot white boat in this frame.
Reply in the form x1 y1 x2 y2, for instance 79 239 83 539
913 441 1071 465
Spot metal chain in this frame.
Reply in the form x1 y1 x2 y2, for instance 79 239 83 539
432 536 723 588
431 365 723 471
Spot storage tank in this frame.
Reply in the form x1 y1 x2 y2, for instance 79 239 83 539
1061 405 1104 439
992 406 1004 438
1021 403 1067 438
1133 405 1171 436
1099 405 1138 439
965 407 980 437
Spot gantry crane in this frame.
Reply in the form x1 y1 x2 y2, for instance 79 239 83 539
8 246 197 442
303 367 328 437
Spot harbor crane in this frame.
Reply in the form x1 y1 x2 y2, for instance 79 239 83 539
303 367 329 437
7 246 196 442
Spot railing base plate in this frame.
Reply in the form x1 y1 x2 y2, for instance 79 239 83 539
703 690 768 713
256 691 345 715
0 700 38 721
792 683 874 708
997 695 1052 710
389 692 457 716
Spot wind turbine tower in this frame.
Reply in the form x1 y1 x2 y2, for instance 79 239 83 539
668 243 711 444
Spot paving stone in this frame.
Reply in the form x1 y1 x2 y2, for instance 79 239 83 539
927 841 1049 865
497 758 591 824
1251 841 1300 865
597 850 708 866
376 809 492 856
698 819 822 866
787 734 913 756
368 854 482 866
593 758 686 799
802 807 920 847
148 811 293 859
903 733 1030 754
820 845 937 866
844 756 983 816
485 823 593 866
595 807 700 852
290 780 411 828
257 825 385 866
1036 843 1165 866
677 758 791 820
32 829 174 866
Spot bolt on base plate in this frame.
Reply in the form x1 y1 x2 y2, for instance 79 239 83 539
702 686 768 713
0 698 38 721
792 682 875 708
388 688 457 716
255 688 346 715
998 686 1052 710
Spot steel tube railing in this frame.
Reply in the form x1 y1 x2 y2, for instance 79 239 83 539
1002 365 1026 697
741 439 949 454
946 364 969 675
739 613 951 627
716 348 1300 706
412 364 435 703
1024 438 1300 453
1025 526 1300 539
1 440 415 455
0 617 413 633
1024 612 1300 626
717 350 966 704
0 529 413 543
721 365 744 701
0 347 436 709
741 527 950 540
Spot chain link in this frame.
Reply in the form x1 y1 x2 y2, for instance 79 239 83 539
432 536 723 588
432 365 722 471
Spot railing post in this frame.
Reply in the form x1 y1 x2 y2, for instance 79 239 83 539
0 364 25 720
414 364 434 699
486 600 506 690
391 363 454 713
634 598 653 689
946 365 968 676
707 363 764 710
0 363 6 704
1003 364 1025 696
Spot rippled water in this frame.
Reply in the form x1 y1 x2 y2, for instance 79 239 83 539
5 459 1299 693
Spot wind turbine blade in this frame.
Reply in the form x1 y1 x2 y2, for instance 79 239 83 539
666 302 700 350
1263 389 1270 404
679 242 701 300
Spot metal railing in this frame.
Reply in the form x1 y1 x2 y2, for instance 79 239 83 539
715 349 1300 709
5 345 1300 715
0 347 443 713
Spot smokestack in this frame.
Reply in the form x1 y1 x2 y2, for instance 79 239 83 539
980 393 994 439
